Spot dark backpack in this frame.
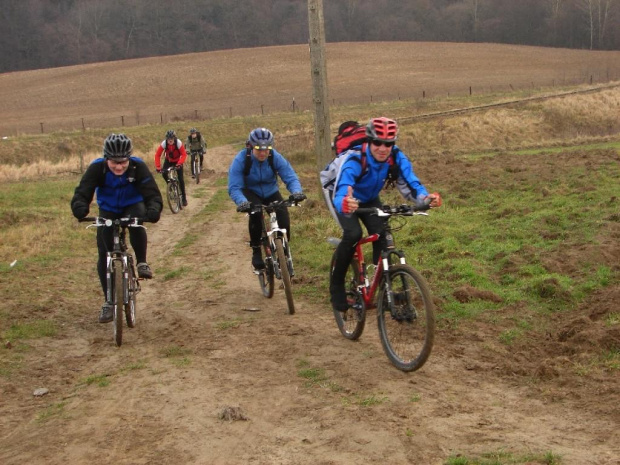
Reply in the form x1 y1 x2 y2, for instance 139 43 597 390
243 143 276 176
333 121 367 155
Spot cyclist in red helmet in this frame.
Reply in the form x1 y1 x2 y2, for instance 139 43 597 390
329 117 442 312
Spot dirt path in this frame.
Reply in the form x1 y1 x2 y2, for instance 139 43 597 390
1 146 619 465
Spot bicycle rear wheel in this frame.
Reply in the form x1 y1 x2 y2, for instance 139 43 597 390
330 251 366 340
275 238 294 315
125 261 137 328
112 260 124 347
377 264 435 372
258 244 275 298
167 181 181 214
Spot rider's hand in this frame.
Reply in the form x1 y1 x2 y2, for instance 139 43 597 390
289 192 306 203
146 208 161 223
342 186 359 214
236 201 252 213
72 202 89 220
424 192 443 208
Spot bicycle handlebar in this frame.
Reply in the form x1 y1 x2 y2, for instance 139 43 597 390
78 217 152 227
248 198 304 215
355 203 431 217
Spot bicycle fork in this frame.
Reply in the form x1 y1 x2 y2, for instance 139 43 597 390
380 249 409 317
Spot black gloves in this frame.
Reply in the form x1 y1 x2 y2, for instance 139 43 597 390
236 201 252 213
146 208 161 223
72 202 89 220
290 193 306 202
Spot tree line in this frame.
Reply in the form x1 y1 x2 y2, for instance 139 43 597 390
1 0 618 74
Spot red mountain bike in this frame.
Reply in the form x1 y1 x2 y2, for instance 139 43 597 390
329 204 436 372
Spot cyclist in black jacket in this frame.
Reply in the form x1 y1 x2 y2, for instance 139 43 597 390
71 134 163 323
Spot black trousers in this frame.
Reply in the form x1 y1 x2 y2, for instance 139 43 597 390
330 198 387 287
97 203 147 296
242 189 291 248
161 160 187 200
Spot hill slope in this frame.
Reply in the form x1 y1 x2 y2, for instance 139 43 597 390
2 42 620 134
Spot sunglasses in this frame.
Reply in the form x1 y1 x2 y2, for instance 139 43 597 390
254 145 272 151
371 140 395 148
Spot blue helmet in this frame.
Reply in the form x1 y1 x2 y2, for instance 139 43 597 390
103 133 133 160
248 128 274 150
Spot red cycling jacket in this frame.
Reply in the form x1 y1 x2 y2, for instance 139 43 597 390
155 138 188 170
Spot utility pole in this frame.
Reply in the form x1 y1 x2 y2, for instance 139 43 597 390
308 0 332 170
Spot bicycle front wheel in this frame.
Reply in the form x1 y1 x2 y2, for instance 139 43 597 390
167 181 181 214
125 261 137 328
275 238 294 315
112 260 124 347
330 252 366 340
193 158 200 184
377 264 435 372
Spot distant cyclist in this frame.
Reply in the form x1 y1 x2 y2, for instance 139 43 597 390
71 134 163 323
228 127 306 270
328 117 442 312
185 127 207 177
155 129 188 206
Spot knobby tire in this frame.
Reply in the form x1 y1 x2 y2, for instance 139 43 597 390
330 252 366 340
258 243 275 298
193 157 201 184
167 181 181 214
275 238 295 315
377 264 435 372
125 260 137 328
113 260 124 347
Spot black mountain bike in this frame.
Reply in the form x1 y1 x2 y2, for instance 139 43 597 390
243 197 304 315
80 216 148 347
165 166 183 213
190 149 203 184
328 204 435 372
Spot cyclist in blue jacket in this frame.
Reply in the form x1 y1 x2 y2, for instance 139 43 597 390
71 134 163 323
228 127 306 270
330 117 442 312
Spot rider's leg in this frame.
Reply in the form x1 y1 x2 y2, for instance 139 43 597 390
242 189 266 269
199 152 204 169
358 198 387 264
162 159 172 183
330 213 363 311
177 167 188 206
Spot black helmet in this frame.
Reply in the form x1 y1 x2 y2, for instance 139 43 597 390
103 133 133 160
248 128 274 149
165 129 176 139
189 127 197 134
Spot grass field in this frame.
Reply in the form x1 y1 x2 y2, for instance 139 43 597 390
1 42 620 465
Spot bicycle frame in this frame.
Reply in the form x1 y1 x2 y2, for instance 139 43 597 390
85 217 143 306
343 205 430 312
253 200 293 279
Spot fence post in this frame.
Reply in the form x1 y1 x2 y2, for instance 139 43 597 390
423 90 425 98
121 116 124 126
261 104 264 115
590 75 593 84
292 98 296 112
229 107 232 118
469 86 472 95
40 123 44 133
195 109 198 119
81 118 85 131
160 113 163 124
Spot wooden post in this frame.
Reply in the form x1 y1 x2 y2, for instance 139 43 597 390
229 107 232 118
121 115 124 126
40 123 44 133
308 0 332 170
261 104 264 115
81 118 85 131
195 109 198 119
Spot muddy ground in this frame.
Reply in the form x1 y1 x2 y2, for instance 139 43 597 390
0 146 619 465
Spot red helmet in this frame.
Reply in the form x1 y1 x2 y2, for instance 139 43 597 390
365 117 398 142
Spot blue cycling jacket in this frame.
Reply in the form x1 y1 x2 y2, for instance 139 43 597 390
332 145 429 214
228 148 302 205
